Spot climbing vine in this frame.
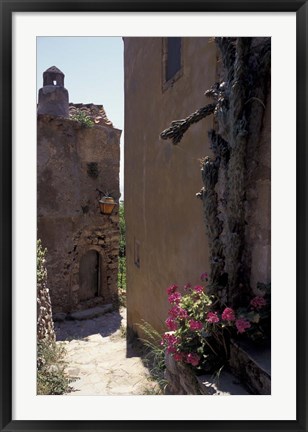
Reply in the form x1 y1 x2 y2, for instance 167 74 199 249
160 37 271 308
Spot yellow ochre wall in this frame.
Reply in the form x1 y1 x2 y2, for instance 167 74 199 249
124 37 217 336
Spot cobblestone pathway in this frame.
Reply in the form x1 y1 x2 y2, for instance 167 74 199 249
55 308 157 395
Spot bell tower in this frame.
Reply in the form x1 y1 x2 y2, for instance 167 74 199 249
37 66 69 117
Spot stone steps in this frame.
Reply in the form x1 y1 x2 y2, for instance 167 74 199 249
53 304 114 322
165 353 250 395
197 369 250 395
68 304 113 321
229 338 271 395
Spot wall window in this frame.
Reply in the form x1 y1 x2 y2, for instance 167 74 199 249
162 37 183 91
166 37 181 81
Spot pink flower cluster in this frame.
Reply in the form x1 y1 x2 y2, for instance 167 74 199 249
168 305 188 320
186 353 200 366
172 351 200 366
193 285 204 294
162 279 268 370
168 292 182 304
165 317 178 331
221 307 236 321
250 296 267 309
189 319 203 331
161 332 180 354
206 312 219 323
173 352 185 362
235 318 251 333
167 284 178 295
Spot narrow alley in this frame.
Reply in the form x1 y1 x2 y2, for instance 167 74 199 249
54 308 158 396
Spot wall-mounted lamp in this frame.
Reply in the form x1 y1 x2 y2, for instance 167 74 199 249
96 189 117 215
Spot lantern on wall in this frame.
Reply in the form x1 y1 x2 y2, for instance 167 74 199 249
98 192 117 215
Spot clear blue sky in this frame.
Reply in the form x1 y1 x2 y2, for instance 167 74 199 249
37 37 124 197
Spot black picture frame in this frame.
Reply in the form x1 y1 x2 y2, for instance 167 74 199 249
1 1 307 431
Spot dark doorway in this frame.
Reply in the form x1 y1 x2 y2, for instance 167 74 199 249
79 250 100 301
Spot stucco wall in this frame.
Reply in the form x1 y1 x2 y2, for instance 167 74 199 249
124 37 217 335
37 115 121 313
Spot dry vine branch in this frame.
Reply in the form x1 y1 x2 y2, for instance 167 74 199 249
160 103 216 145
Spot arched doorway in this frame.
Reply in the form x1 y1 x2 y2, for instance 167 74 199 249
79 250 100 301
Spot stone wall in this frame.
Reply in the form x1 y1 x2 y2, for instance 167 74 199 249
229 339 271 395
37 114 121 313
165 353 250 395
37 280 55 342
37 242 55 342
164 352 201 395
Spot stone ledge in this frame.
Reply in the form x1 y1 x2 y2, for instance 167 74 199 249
229 339 271 395
165 353 251 395
197 370 250 395
53 312 67 322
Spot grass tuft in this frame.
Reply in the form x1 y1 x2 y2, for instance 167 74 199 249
137 320 168 394
37 340 76 395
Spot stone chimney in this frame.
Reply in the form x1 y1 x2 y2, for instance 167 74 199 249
37 66 69 117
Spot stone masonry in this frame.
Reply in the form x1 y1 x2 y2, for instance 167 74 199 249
37 264 55 343
37 67 121 314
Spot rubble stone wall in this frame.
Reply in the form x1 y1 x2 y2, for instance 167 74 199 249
37 114 121 313
37 276 56 342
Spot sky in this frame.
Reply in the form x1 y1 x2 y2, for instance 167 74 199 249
36 37 125 197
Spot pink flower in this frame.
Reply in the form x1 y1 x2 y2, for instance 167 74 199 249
168 306 179 318
235 318 251 333
161 332 180 348
189 320 203 331
184 283 192 291
168 292 182 304
168 306 178 318
168 306 188 320
165 317 178 331
167 284 178 295
193 285 204 294
173 352 184 362
221 307 236 321
200 272 208 281
186 353 200 367
250 296 267 309
206 311 220 323
177 307 188 319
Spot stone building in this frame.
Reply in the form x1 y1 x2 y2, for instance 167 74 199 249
124 38 271 337
37 66 121 314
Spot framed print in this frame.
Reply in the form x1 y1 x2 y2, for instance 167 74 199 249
1 1 307 431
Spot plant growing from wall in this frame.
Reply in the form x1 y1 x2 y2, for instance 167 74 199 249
137 320 168 394
37 240 74 394
70 109 94 128
160 37 271 308
118 201 126 305
161 275 270 374
37 340 76 395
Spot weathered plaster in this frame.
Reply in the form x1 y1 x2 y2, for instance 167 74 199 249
124 37 216 335
37 115 121 313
